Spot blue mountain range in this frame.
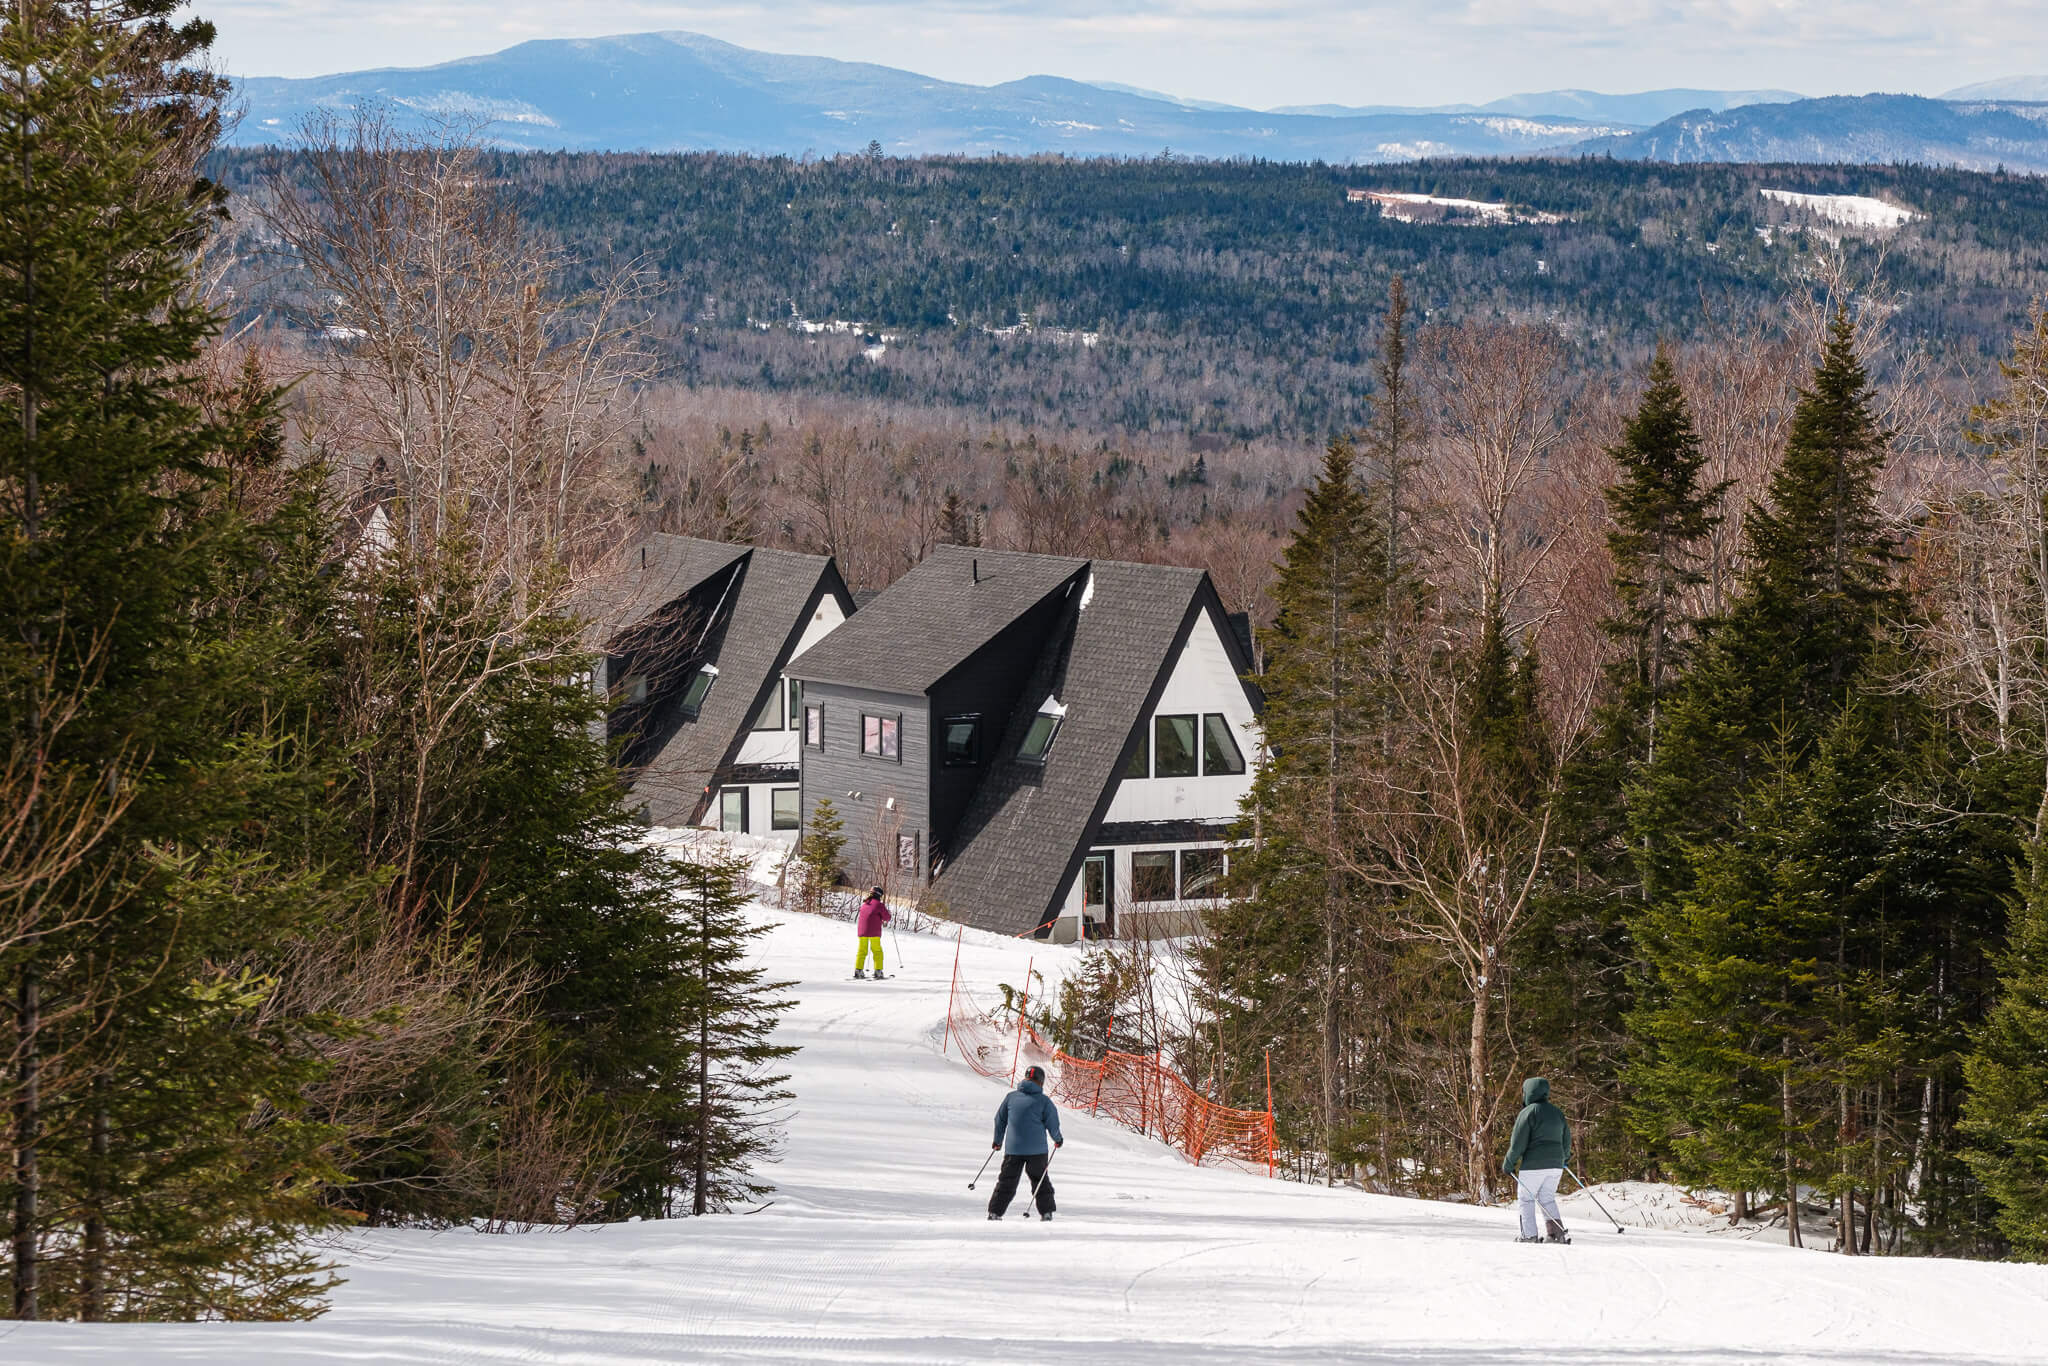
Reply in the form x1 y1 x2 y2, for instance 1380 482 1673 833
228 31 2048 171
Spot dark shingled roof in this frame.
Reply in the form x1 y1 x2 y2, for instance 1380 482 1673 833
593 536 852 826
580 536 750 647
787 546 1087 694
931 558 1241 936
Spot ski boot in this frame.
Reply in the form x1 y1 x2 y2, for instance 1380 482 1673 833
1545 1219 1571 1245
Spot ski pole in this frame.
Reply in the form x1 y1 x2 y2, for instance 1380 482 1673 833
1022 1149 1056 1219
1564 1165 1626 1234
969 1147 998 1190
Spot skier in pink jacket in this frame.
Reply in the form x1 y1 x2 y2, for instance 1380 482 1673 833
855 887 891 979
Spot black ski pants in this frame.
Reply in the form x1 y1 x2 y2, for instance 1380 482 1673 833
987 1152 1055 1217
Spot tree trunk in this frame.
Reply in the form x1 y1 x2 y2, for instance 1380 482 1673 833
693 881 710 1216
83 1078 109 1320
1468 973 1491 1203
13 964 40 1320
1782 1054 1802 1249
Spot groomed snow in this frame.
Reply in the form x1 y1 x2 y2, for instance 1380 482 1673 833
7 906 2046 1363
1760 189 1919 229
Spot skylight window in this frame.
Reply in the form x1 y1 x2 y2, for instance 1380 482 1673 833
1019 695 1065 763
678 664 717 719
1019 714 1061 762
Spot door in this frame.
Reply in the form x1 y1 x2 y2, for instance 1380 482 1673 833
1082 851 1113 940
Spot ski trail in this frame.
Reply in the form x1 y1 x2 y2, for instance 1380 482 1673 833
11 906 2048 1365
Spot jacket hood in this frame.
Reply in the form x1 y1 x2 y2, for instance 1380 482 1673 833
1017 1079 1043 1096
1523 1077 1550 1104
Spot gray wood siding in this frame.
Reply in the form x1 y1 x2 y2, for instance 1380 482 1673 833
798 682 932 881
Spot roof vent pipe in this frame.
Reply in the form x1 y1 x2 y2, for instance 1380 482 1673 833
972 557 979 584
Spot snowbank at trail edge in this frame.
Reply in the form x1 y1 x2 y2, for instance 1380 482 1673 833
5 905 2046 1364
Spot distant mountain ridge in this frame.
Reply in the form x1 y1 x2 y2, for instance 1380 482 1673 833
228 31 1628 161
228 32 2048 171
1581 94 2048 173
1270 88 1803 126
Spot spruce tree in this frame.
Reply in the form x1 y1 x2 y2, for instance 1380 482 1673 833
1602 347 1723 741
1962 842 2048 1259
1515 348 1722 1171
1633 310 1899 898
2 2 352 1319
675 851 796 1215
794 797 847 916
1625 313 1943 1248
1204 436 1386 1177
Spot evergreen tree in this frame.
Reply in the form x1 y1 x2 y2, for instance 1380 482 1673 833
675 851 796 1215
1633 310 1899 898
2 2 352 1319
794 797 847 916
1514 347 1722 1172
1204 436 1387 1176
1962 841 2048 1259
1602 347 1723 742
1624 313 1960 1249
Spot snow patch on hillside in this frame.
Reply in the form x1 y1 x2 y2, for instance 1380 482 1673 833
1760 188 1918 229
390 91 558 127
1464 115 1630 140
1349 189 1567 225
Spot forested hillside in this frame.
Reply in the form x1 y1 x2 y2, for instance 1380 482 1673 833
212 150 2048 440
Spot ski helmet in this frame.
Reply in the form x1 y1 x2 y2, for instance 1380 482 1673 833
1024 1065 1046 1084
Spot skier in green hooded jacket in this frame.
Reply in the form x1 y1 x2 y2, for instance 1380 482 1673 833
1502 1076 1571 1244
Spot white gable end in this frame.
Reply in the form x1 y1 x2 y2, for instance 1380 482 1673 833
1100 606 1259 825
735 592 847 767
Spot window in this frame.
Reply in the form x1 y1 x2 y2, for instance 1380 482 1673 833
897 832 919 871
1154 714 1198 778
1018 713 1061 762
788 681 804 729
622 673 650 705
862 714 901 760
1123 728 1150 779
941 715 981 766
804 703 824 748
1131 851 1177 902
1202 713 1247 776
1180 848 1228 899
771 788 800 831
719 788 747 833
752 678 785 731
678 664 717 719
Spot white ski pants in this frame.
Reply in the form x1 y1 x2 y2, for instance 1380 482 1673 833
1515 1167 1564 1239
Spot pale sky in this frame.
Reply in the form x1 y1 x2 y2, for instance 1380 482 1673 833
202 1 2046 108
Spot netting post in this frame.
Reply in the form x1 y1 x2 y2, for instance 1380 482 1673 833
942 926 964 1061
1265 1048 1275 1179
1091 1018 1111 1115
1010 955 1034 1081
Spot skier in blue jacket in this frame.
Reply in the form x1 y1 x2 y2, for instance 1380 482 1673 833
987 1065 1063 1220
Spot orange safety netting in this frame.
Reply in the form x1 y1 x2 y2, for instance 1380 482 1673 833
941 930 1274 1174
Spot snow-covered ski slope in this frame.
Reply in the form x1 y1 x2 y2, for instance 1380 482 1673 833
9 906 2048 1364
